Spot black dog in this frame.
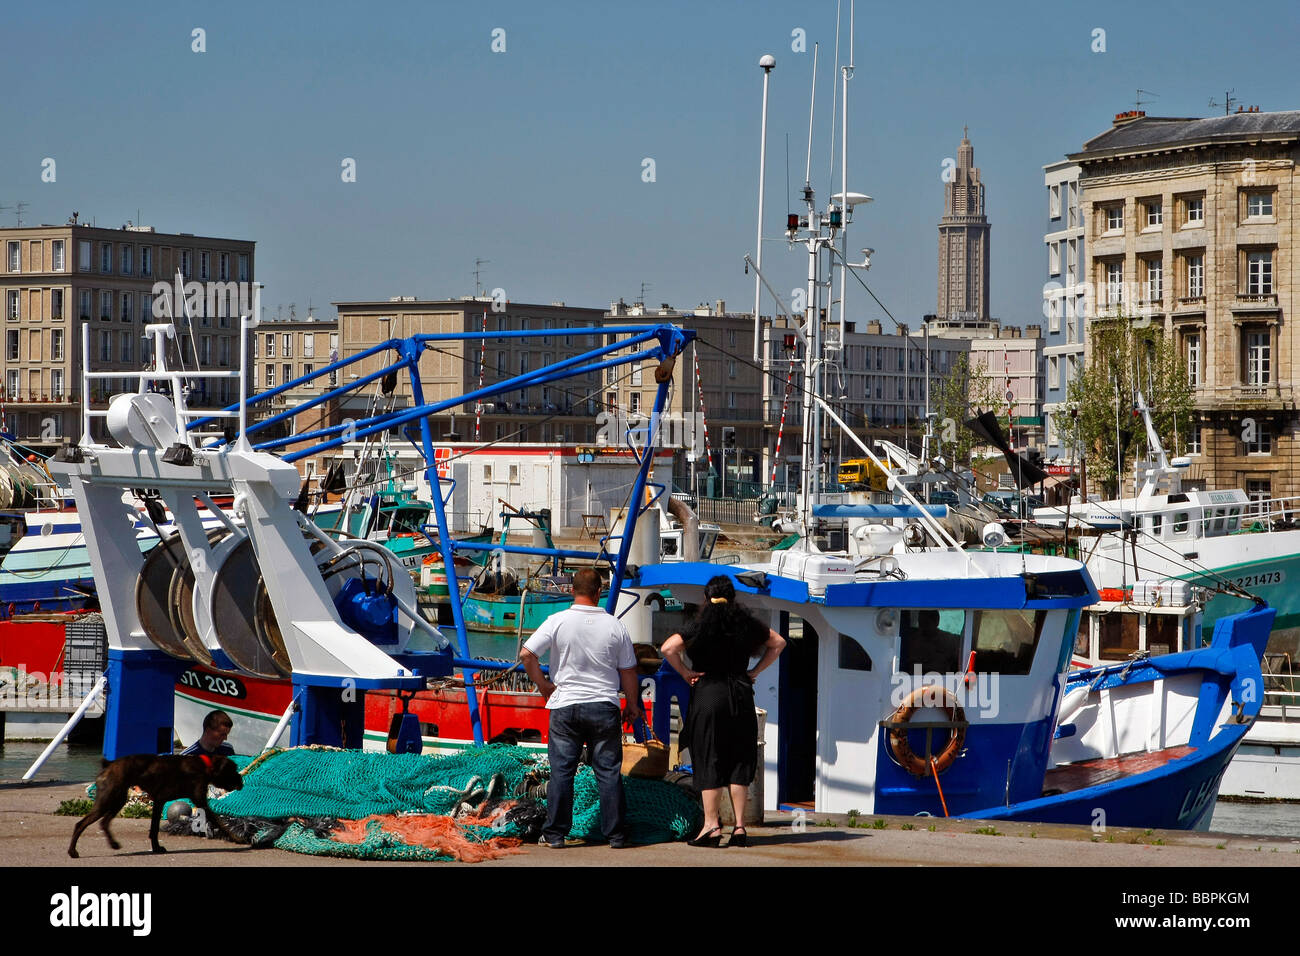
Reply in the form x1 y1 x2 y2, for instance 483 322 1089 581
68 753 246 858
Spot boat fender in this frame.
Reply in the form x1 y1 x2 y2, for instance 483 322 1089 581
1056 685 1090 725
887 686 967 777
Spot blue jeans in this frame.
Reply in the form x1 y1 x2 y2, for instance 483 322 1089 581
544 701 627 843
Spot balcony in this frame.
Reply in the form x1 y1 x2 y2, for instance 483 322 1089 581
1175 296 1206 311
1198 383 1294 412
1234 293 1278 313
0 393 76 406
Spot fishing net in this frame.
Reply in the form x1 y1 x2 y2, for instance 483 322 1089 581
194 744 700 861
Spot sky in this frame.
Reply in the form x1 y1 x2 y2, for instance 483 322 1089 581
2 0 1297 328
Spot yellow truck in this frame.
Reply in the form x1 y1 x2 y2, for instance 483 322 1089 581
836 458 891 492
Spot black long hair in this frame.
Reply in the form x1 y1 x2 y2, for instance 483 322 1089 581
686 575 768 658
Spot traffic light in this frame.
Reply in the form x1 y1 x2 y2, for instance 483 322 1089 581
722 426 736 448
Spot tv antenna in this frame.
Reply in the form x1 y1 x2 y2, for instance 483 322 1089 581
637 281 651 307
1209 89 1236 115
1135 89 1158 110
0 201 29 227
473 258 490 296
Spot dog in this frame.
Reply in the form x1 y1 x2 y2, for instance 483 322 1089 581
68 753 246 859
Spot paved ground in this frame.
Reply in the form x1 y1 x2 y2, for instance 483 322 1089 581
6 777 1299 867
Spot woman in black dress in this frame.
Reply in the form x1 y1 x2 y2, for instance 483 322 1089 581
661 575 786 847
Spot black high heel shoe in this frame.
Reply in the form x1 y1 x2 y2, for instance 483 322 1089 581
687 826 723 847
729 827 749 847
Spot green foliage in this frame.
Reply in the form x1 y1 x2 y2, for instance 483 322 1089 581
933 352 1003 467
55 797 151 818
1052 317 1192 497
973 825 1002 836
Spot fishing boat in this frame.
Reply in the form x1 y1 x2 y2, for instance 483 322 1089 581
27 305 689 772
643 39 1275 828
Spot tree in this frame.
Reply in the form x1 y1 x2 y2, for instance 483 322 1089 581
1052 317 1192 498
932 351 1003 465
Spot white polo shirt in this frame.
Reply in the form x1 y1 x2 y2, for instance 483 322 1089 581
523 604 637 710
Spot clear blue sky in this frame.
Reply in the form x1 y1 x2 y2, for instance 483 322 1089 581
2 0 1296 327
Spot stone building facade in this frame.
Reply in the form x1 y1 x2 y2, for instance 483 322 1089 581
1071 110 1300 501
0 221 255 450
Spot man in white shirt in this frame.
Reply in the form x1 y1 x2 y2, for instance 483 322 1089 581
520 568 641 848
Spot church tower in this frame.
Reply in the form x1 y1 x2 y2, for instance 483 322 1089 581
937 128 991 321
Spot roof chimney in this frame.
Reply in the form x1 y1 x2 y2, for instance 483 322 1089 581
1112 109 1146 127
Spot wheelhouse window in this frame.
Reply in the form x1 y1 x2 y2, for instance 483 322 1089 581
898 609 966 674
970 609 1047 675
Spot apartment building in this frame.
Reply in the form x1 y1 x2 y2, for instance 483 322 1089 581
332 297 609 446
0 220 255 449
1042 160 1087 460
1071 109 1300 499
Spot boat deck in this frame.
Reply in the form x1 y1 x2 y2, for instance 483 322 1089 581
1044 745 1196 793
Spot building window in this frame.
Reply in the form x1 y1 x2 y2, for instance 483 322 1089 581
265 333 276 358
100 291 112 321
219 252 230 281
1049 183 1061 219
121 246 133 276
78 240 92 271
302 362 313 379
1067 239 1077 284
282 333 292 357
100 244 112 273
329 332 338 355
1186 333 1200 388
1245 331 1271 386
1144 200 1163 228
50 289 63 319
302 334 314 358
1144 258 1162 301
6 241 19 273
282 362 291 385
51 240 65 272
199 251 210 281
629 392 642 414
1246 192 1273 218
1245 426 1272 455
220 337 231 366
6 330 17 361
1246 251 1273 295
1185 196 1203 225
1104 262 1123 305
1104 205 1123 232
99 330 111 362
266 365 275 388
1187 255 1204 298
79 289 91 320
141 294 153 323
1246 479 1271 514
238 253 249 282
1048 297 1060 333
181 249 193 279
140 246 152 277
1048 356 1059 390
51 368 64 399
119 331 132 362
200 335 212 365
121 292 133 323
1049 242 1060 276
51 328 64 361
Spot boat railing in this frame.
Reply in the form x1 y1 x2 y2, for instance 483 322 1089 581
1242 495 1300 530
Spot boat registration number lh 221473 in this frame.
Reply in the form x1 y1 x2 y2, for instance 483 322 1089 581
1227 571 1283 590
177 669 247 700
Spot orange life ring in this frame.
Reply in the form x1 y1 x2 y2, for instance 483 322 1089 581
887 686 967 777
